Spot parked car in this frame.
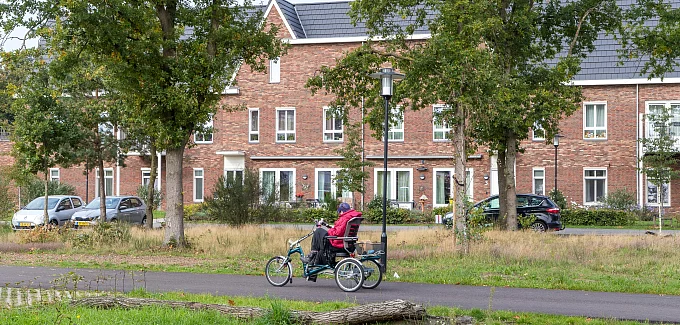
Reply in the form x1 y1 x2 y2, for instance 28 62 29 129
443 194 563 232
71 196 147 228
11 195 85 230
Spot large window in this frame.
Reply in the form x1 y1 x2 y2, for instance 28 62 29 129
533 168 545 195
583 102 607 139
647 177 670 206
323 107 343 142
433 105 451 141
261 168 295 202
193 168 204 202
276 108 296 142
584 169 607 204
194 115 213 143
532 122 545 141
315 168 352 202
224 169 244 184
646 102 680 139
270 57 280 83
375 168 412 202
432 168 473 207
95 168 114 197
141 168 151 186
249 108 259 142
50 168 60 183
387 107 404 142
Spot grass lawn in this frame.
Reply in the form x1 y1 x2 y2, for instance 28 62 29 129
0 289 655 325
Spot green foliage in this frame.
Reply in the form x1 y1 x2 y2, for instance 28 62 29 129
254 300 298 325
183 203 208 221
137 185 162 210
20 176 76 207
0 169 16 221
432 205 453 218
363 196 413 224
461 207 492 242
69 222 132 249
288 208 337 224
333 123 374 194
204 170 277 227
548 188 567 211
638 106 679 209
17 225 70 244
561 208 635 227
601 188 637 211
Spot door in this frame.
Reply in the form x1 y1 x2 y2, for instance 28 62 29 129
117 198 134 223
55 199 74 224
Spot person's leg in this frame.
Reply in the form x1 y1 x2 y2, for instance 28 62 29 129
301 228 327 265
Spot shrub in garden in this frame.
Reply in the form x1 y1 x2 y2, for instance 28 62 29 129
601 188 637 211
137 185 162 210
549 188 567 210
20 176 76 207
561 208 635 226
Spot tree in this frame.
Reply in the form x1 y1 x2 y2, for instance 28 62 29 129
3 0 286 246
333 122 374 209
639 104 679 234
3 49 83 225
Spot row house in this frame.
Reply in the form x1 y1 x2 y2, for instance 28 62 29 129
12 0 680 213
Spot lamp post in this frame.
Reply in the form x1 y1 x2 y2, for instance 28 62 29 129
369 67 404 272
553 134 563 194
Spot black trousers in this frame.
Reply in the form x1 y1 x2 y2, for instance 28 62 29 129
311 227 328 253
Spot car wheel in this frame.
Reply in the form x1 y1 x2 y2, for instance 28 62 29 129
530 221 548 232
49 219 58 226
141 216 147 226
110 218 118 223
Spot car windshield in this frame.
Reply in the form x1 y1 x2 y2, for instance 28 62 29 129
24 198 60 210
85 198 121 209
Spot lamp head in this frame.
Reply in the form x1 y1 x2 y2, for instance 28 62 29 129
369 68 405 97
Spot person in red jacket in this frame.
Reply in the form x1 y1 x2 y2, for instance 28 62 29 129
301 202 361 281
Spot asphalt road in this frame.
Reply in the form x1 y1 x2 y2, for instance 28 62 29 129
1 265 679 323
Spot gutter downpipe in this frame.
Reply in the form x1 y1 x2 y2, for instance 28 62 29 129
637 84 642 208
361 96 366 210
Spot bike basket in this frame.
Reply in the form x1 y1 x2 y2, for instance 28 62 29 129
357 241 384 255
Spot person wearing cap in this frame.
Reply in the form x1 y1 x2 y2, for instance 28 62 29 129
300 202 361 280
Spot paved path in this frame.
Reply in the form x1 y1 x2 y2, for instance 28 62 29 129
1 265 679 323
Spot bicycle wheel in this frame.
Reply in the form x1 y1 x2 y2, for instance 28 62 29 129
334 258 364 292
265 256 292 287
360 259 383 289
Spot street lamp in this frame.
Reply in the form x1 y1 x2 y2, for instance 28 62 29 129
553 134 563 194
369 67 404 272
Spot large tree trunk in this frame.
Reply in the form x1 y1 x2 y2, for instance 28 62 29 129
71 297 427 325
145 142 157 229
164 144 185 247
98 156 106 222
503 132 518 230
497 150 507 228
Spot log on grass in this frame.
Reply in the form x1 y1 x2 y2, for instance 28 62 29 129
71 297 427 324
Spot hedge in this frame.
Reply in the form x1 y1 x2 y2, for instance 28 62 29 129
561 208 635 226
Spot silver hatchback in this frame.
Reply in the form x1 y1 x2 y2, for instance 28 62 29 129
71 196 147 228
12 195 85 230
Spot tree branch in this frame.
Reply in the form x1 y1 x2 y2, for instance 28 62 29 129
568 6 597 57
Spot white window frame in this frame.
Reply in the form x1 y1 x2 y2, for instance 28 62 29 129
532 167 545 195
95 168 114 197
249 108 260 143
583 168 607 205
194 115 213 144
224 169 244 183
323 107 343 142
260 168 296 202
315 168 352 202
645 101 680 139
193 168 204 203
646 176 671 206
532 122 545 141
269 57 280 83
583 102 607 140
373 168 413 203
49 168 60 183
275 107 296 143
387 106 404 142
432 168 473 207
433 104 452 142
141 168 151 187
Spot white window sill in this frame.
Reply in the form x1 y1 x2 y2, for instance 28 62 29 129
195 141 213 145
433 139 451 143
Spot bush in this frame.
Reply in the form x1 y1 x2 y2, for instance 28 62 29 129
561 208 635 226
601 188 637 211
137 185 162 210
183 203 208 221
18 225 70 243
68 222 132 249
0 169 16 221
20 176 76 207
363 196 415 224
549 188 567 210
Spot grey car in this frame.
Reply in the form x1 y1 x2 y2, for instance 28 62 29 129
12 195 85 229
71 196 147 227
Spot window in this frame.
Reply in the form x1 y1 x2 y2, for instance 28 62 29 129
646 102 680 139
49 168 60 183
276 108 295 142
131 198 143 208
375 168 412 202
261 168 295 202
193 168 204 202
0 127 9 141
194 115 213 143
249 108 259 142
323 107 343 142
584 169 607 204
432 168 473 207
315 168 352 202
583 102 607 139
433 105 452 141
72 198 83 208
270 57 280 83
57 198 73 211
224 169 244 184
647 177 670 206
141 168 151 186
387 107 404 141
95 168 114 197
120 198 132 210
533 168 545 195
532 122 545 141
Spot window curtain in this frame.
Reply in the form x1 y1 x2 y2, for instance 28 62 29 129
377 171 392 200
397 171 409 201
585 105 594 128
435 171 448 205
596 104 605 127
280 171 292 201
262 171 275 200
317 171 331 201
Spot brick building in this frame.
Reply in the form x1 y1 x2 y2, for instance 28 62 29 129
10 0 680 213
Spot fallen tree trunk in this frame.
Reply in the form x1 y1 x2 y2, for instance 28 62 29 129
71 297 427 324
